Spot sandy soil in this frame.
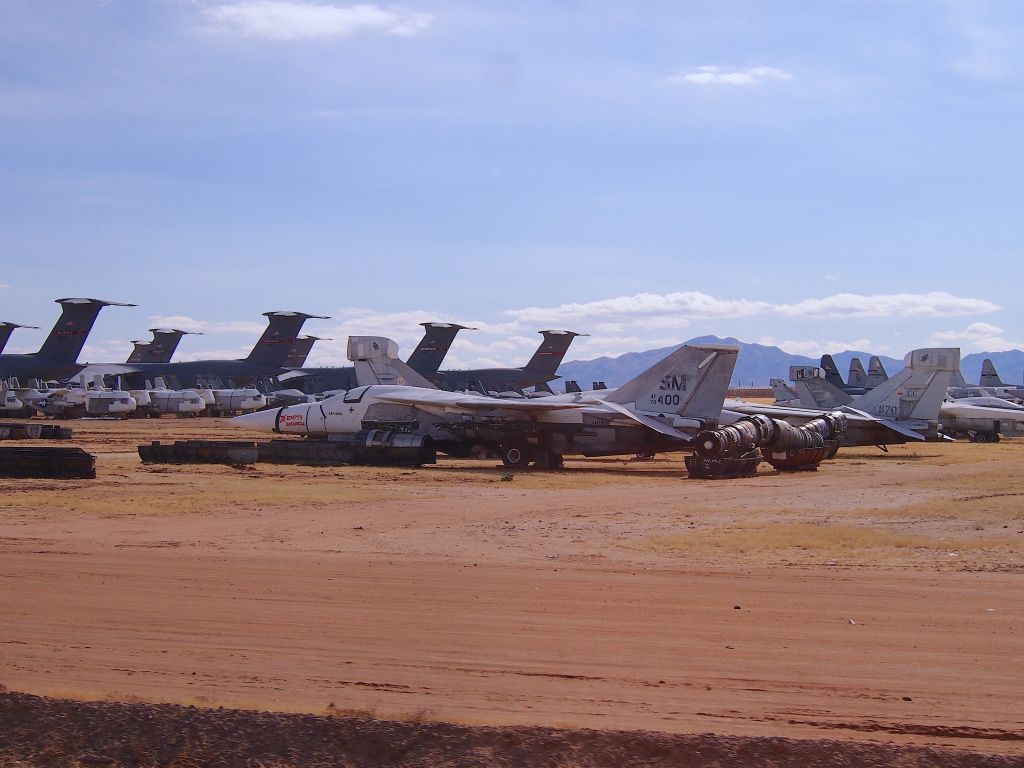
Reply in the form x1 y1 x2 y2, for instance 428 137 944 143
0 416 1022 764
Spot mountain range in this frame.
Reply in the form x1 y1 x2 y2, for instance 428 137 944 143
556 336 1024 389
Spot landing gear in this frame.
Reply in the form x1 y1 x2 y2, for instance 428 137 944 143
501 444 531 468
972 432 1000 444
500 444 564 469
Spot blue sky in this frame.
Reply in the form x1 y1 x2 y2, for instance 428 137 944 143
1 0 1022 368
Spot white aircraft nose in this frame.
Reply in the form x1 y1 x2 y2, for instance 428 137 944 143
230 408 279 432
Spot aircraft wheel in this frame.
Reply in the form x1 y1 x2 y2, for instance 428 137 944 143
501 445 531 468
972 432 991 443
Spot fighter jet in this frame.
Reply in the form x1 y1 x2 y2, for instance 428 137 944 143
126 329 201 364
280 322 473 394
818 354 868 395
80 311 328 390
752 348 960 444
232 337 740 468
848 358 869 389
940 396 1024 442
0 322 38 356
867 356 889 388
0 298 135 382
977 359 1024 401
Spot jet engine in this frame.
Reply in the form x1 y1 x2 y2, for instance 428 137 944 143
685 411 848 478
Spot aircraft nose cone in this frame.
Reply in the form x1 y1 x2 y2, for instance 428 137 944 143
230 408 279 432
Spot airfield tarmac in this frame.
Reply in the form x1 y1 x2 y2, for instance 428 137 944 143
0 416 1022 764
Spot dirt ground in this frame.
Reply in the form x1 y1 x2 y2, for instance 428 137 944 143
0 416 1022 765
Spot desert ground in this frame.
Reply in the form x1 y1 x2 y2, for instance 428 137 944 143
0 415 1022 765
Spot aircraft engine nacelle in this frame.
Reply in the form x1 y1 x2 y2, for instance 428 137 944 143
688 411 848 477
85 391 137 416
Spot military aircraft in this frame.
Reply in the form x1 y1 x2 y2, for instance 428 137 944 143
940 396 1024 442
0 322 38 356
280 321 472 394
756 348 960 444
15 375 137 419
848 357 868 389
80 311 328 389
977 359 1024 401
867 355 889 388
232 337 740 467
817 354 868 395
283 335 326 368
431 330 585 393
126 329 201 364
0 298 135 382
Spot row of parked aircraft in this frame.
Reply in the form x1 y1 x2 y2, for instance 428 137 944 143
3 297 1021 467
773 353 1024 443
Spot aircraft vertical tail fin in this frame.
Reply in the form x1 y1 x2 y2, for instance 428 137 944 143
406 322 473 377
0 322 38 356
770 377 799 404
820 354 847 389
605 343 738 419
867 356 889 387
848 357 868 388
244 312 328 366
36 298 134 364
854 348 959 423
347 337 438 389
283 335 321 368
523 331 586 378
979 359 1005 388
789 365 854 409
564 380 581 394
126 341 151 364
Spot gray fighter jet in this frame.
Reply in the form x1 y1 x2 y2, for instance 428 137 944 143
0 298 135 382
977 359 1024 400
126 329 201 364
232 337 739 468
757 348 959 443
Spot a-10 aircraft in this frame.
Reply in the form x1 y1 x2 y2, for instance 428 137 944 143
234 337 740 467
0 298 135 382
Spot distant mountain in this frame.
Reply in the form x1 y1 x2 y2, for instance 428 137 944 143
556 336 1024 389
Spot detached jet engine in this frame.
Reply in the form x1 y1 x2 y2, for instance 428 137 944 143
685 411 848 478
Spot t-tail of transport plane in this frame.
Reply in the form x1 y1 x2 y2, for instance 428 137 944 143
283 335 323 368
244 311 329 367
127 329 198 364
848 357 868 389
0 322 38 356
406 322 474 377
979 359 1005 388
523 331 586 379
36 298 135 366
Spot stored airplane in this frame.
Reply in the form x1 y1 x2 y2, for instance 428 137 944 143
81 311 328 390
232 337 740 468
280 322 474 394
0 298 134 382
0 322 38 355
758 348 960 444
126 329 200 364
940 396 1024 442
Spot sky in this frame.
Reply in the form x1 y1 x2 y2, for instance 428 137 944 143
1 0 1022 369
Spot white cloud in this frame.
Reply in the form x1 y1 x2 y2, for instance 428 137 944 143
757 337 880 358
147 315 267 335
774 291 999 318
927 322 1023 352
505 292 769 327
200 1 433 40
666 66 793 87
0 283 9 289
